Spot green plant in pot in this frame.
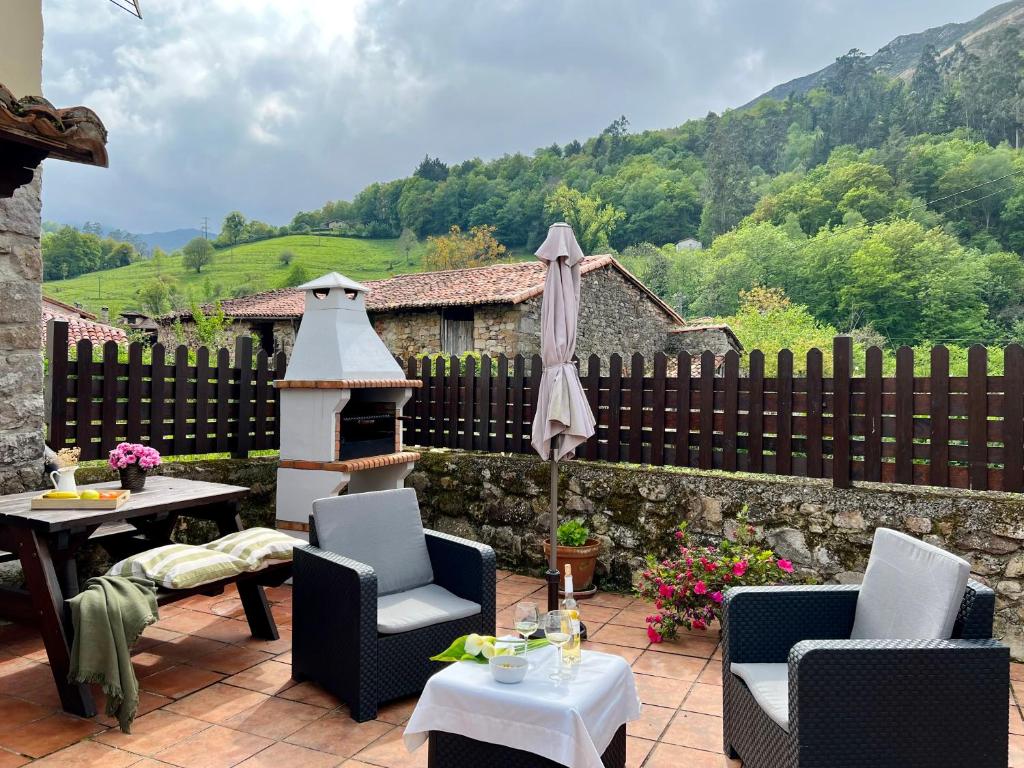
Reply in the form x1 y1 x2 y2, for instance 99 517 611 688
543 519 601 596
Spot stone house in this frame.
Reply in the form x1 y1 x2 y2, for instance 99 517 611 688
161 256 741 367
43 296 127 348
0 3 108 493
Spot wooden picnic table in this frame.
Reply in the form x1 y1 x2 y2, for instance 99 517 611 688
0 475 285 718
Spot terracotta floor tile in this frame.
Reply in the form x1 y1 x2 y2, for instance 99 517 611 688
139 665 225 699
697 661 723 686
189 645 274 675
130 651 179 678
0 713 103 758
626 736 655 768
221 696 327 740
1010 733 1024 768
0 749 28 768
140 626 183 644
285 711 393 757
275 650 292 665
634 673 687 708
682 682 723 717
1012 704 1024 736
587 623 650 649
352 727 427 767
13 680 61 709
576 605 621 624
95 709 210 755
1012 662 1024 682
235 741 342 768
607 609 651 629
233 628 292 655
154 634 228 662
152 610 223 636
582 642 644 665
91 689 173 729
661 710 723 753
376 696 418 726
28 739 139 767
0 696 56 734
276 681 342 709
194 618 260 645
125 760 177 768
654 634 720 660
632 650 706 682
626 703 674 741
645 741 729 768
587 592 636 609
0 659 54 697
209 598 246 619
155 723 273 768
223 660 296 695
164 683 269 724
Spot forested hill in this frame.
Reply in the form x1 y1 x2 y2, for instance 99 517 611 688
277 7 1024 350
747 0 1024 106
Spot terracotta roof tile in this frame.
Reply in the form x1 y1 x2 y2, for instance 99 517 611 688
167 255 684 325
43 308 127 347
0 84 108 167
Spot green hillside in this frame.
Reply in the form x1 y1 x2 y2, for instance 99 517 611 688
44 235 425 318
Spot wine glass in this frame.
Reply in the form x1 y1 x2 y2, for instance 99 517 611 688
543 610 572 681
514 601 539 645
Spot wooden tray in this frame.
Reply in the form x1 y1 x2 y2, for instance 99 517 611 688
30 489 131 510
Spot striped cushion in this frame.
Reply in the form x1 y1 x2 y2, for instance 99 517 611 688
108 544 248 590
204 528 297 570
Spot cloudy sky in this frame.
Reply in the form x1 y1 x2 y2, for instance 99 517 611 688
40 0 997 233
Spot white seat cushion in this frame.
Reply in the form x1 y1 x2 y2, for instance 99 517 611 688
313 488 434 597
851 528 970 640
731 663 790 732
377 583 481 634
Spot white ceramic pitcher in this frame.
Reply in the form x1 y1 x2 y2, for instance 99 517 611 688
49 466 78 494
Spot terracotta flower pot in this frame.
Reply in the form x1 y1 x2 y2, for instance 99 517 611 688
543 538 601 594
119 465 147 492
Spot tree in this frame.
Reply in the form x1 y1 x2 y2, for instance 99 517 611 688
422 225 506 271
177 300 231 349
544 184 624 254
414 155 449 182
698 115 757 243
218 211 246 249
282 263 310 287
398 227 419 266
278 250 295 267
182 237 214 274
137 279 172 316
42 226 102 280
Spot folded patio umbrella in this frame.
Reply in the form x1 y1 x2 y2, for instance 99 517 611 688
531 222 596 611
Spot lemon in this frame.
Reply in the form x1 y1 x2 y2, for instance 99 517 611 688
80 490 100 500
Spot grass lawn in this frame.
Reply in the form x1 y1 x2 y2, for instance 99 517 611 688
44 234 426 318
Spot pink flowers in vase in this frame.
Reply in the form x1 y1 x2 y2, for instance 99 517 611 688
108 443 162 471
635 506 797 642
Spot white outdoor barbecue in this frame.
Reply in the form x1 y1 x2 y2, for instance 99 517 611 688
274 272 421 537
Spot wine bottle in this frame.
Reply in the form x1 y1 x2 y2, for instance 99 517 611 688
561 564 581 664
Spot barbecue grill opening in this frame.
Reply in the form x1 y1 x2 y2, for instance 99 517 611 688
336 398 399 461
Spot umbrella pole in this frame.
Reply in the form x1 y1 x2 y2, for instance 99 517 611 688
546 455 560 612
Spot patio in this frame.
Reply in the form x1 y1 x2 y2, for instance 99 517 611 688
0 569 1016 768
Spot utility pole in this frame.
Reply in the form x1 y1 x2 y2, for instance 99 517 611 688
201 217 209 241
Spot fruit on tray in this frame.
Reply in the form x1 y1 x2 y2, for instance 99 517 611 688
43 490 80 499
80 490 100 500
97 491 120 500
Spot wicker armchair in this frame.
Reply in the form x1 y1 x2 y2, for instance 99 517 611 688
722 529 1008 768
291 488 496 722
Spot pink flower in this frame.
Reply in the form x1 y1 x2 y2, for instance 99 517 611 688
658 584 675 599
732 560 748 577
647 626 663 643
777 559 794 573
692 618 707 630
703 560 717 572
693 581 707 595
711 591 724 604
674 530 684 539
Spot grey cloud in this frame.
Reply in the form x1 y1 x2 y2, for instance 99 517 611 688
40 0 996 232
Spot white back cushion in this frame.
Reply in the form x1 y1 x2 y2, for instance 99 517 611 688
851 528 969 640
312 488 434 596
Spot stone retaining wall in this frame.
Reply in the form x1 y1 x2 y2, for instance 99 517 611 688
72 451 1024 658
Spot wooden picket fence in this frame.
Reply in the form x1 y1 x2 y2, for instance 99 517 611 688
402 337 1024 493
45 320 286 461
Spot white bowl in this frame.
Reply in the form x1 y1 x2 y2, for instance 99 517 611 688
489 653 528 684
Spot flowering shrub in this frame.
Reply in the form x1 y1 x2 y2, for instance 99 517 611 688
108 443 162 471
635 510 795 642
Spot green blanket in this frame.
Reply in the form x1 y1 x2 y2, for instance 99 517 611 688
67 575 158 733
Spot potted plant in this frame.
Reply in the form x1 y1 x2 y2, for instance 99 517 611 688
543 519 601 597
108 443 161 491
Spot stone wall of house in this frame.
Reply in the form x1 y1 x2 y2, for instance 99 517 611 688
156 318 298 360
0 173 44 493
407 449 1024 658
665 327 740 358
371 309 442 359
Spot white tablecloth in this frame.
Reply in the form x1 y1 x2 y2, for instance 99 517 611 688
404 647 642 768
